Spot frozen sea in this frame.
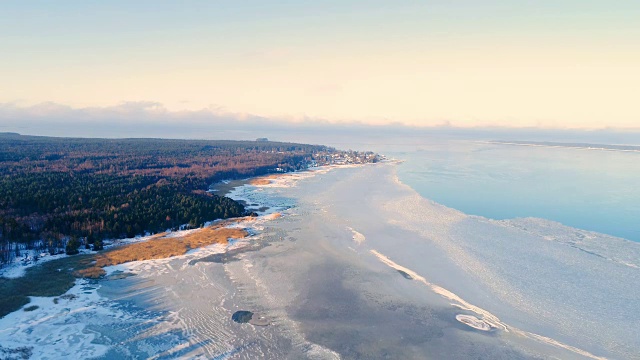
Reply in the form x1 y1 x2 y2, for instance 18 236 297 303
217 162 639 359
388 139 640 242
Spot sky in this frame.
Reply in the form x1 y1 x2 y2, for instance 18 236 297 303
1 1 639 130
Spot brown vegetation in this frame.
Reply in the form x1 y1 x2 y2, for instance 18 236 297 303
73 266 106 279
94 226 247 268
249 175 280 186
249 179 272 186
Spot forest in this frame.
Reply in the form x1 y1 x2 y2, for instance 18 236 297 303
0 133 372 266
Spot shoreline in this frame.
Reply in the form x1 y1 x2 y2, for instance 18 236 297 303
0 168 296 280
1 161 637 359
0 165 348 359
0 217 268 358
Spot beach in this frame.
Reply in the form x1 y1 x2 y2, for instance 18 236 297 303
1 162 639 359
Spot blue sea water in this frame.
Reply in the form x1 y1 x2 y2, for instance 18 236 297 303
389 140 640 242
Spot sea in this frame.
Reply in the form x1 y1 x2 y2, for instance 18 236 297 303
379 139 640 243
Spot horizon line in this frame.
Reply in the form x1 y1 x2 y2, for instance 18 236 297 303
2 100 639 133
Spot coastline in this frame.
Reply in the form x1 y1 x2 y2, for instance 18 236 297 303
0 161 638 359
0 167 347 359
0 219 254 359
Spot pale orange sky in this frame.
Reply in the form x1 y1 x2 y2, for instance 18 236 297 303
1 1 639 129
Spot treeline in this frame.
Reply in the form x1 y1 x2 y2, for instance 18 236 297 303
0 135 328 176
0 133 352 266
0 172 244 240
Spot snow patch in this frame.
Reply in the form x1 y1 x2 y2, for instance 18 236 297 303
0 279 120 360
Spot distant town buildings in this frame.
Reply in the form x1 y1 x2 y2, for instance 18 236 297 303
310 150 381 167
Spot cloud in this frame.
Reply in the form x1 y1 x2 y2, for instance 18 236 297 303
2 101 255 127
0 101 369 141
1 101 639 146
0 101 400 130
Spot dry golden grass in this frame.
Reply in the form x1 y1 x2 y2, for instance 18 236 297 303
181 226 247 249
216 217 252 226
74 266 106 279
249 174 280 186
94 226 247 267
249 179 271 185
